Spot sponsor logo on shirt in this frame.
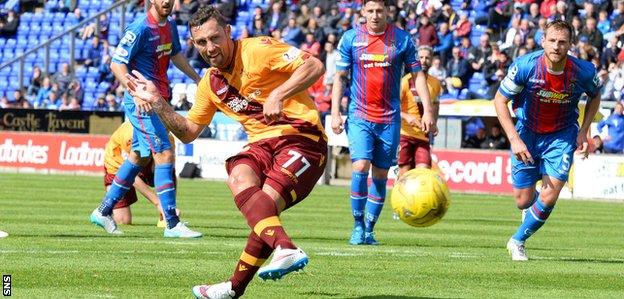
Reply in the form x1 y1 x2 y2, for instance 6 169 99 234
537 89 570 103
353 41 368 47
359 53 387 62
283 47 301 62
114 47 129 58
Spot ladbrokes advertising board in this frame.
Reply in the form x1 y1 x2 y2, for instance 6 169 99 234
0 131 108 172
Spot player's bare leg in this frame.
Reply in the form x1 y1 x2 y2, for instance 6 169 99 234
112 207 132 225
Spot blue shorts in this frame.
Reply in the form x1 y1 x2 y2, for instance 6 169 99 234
511 123 577 189
345 117 400 169
124 93 172 157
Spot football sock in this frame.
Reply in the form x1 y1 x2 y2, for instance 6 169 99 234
364 178 387 233
350 171 368 228
98 160 142 216
155 163 179 229
512 198 554 242
234 186 296 250
230 232 272 297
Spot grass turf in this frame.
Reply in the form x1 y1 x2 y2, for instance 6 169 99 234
0 173 623 298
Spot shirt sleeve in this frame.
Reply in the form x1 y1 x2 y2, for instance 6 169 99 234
498 59 529 99
170 20 182 57
335 31 353 71
404 35 422 73
584 64 601 100
187 76 218 125
112 24 144 65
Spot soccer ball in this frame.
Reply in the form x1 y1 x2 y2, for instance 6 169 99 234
391 168 450 227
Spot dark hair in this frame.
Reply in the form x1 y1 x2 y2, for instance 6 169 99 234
363 0 390 6
544 20 574 41
188 5 228 30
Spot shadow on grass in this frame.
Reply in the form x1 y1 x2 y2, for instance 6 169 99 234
354 296 446 299
536 257 624 264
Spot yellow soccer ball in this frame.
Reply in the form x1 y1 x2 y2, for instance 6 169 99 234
391 168 450 227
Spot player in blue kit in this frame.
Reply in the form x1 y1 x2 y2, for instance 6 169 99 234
494 20 601 261
89 0 202 238
331 0 436 245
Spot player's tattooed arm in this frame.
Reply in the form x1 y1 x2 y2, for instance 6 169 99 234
126 70 204 143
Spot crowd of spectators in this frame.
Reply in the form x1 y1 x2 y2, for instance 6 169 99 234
2 0 624 149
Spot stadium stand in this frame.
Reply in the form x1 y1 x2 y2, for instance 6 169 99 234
0 0 622 112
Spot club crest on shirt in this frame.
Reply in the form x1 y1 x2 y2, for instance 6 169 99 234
120 31 137 45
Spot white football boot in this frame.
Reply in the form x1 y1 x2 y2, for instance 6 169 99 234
90 208 123 235
164 222 202 238
506 238 529 261
257 246 308 280
192 281 235 299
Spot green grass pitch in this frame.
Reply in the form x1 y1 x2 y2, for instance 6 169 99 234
1 173 623 298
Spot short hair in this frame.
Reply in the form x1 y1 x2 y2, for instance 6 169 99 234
544 20 574 41
418 45 433 55
188 5 228 30
363 0 390 6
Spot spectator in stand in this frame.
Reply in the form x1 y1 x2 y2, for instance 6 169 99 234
0 9 18 38
612 1 624 30
469 34 492 73
44 91 60 110
252 16 269 37
301 33 321 57
526 3 541 26
214 0 237 24
282 17 304 47
336 18 352 40
265 0 287 33
323 41 338 86
481 124 510 150
325 5 342 32
67 7 84 26
417 14 438 47
597 10 611 35
601 36 619 71
175 0 199 25
500 17 520 51
551 1 571 22
12 90 31 109
183 39 208 69
452 11 471 39
305 18 325 45
581 17 604 54
463 127 487 149
51 0 77 13
85 36 102 68
174 94 192 111
104 94 118 111
310 5 327 28
98 55 115 84
0 96 12 109
69 96 82 110
591 135 604 153
487 0 513 36
571 16 583 43
597 102 624 153
53 63 73 94
428 56 447 83
27 66 43 98
506 34 524 59
93 94 108 111
445 46 471 96
34 76 52 108
66 79 84 104
58 93 73 110
581 2 598 21
539 0 557 19
434 22 453 64
296 4 311 27
533 17 547 44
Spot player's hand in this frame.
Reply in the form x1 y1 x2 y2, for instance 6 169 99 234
331 114 344 134
404 114 419 127
576 133 589 159
420 111 438 136
510 136 534 165
126 70 161 113
263 92 283 124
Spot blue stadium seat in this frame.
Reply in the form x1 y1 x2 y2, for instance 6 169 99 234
85 80 98 92
75 67 87 77
44 0 58 11
0 38 5 47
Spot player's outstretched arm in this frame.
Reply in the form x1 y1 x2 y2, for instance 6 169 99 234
412 71 437 135
133 176 160 207
264 55 325 123
171 53 201 84
330 70 348 134
494 90 533 165
126 70 205 143
577 93 601 158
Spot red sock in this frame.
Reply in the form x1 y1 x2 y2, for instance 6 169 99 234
229 232 272 297
234 186 296 249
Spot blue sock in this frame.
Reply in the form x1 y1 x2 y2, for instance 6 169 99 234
365 178 387 233
98 160 142 216
155 163 179 229
350 171 368 228
512 198 554 242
